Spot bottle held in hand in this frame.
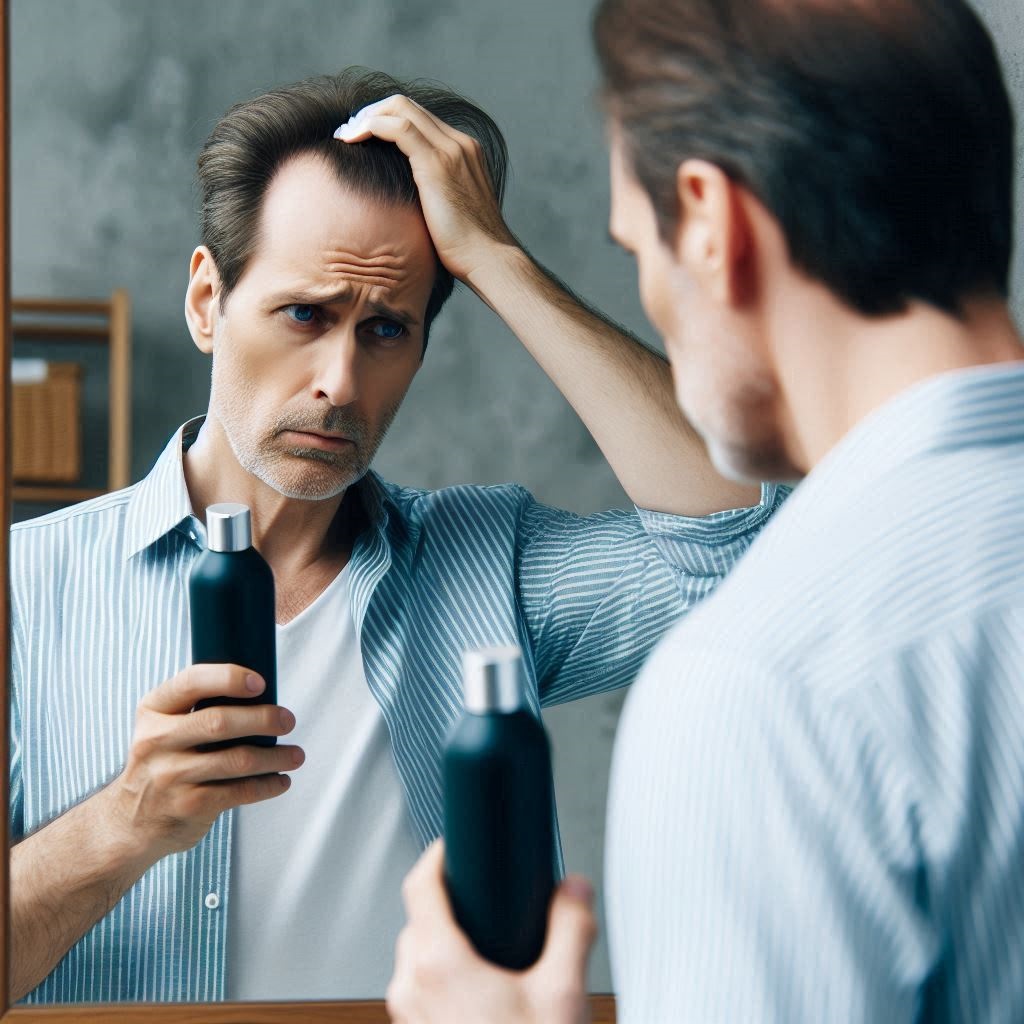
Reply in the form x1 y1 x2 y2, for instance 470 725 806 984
443 645 556 970
189 503 277 749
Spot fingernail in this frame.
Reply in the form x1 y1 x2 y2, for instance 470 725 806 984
279 707 295 730
563 876 593 902
245 673 264 693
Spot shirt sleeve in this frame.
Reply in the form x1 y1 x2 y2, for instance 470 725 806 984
517 483 788 706
606 641 932 1024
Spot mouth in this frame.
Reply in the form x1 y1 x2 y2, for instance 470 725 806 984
280 429 355 453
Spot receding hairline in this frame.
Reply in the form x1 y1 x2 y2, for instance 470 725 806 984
224 150 437 312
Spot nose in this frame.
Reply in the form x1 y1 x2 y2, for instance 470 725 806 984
311 332 360 408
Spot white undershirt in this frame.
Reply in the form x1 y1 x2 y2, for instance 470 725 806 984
226 564 423 1000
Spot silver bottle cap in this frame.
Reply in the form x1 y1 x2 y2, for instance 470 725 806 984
205 503 252 553
462 645 526 713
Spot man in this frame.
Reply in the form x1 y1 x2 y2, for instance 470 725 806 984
386 1 1024 1021
8 69 782 1003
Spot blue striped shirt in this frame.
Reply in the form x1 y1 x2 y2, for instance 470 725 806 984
607 363 1024 1023
9 416 784 1003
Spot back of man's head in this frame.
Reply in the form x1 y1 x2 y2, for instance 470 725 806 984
196 68 508 347
593 0 1014 319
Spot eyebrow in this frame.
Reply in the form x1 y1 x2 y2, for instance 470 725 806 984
272 290 421 328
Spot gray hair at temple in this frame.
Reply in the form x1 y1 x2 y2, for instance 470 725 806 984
195 68 509 350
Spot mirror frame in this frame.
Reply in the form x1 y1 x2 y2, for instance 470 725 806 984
0 3 616 1020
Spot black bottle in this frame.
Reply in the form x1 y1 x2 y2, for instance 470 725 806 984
189 503 277 749
443 645 556 970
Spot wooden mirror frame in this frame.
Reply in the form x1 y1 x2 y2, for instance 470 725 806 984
0 3 615 1020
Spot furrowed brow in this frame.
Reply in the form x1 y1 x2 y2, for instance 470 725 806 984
367 301 419 328
270 289 419 328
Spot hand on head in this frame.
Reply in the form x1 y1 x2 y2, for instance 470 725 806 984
386 840 597 1024
335 94 517 282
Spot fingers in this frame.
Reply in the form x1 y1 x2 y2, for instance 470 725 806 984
335 93 464 154
142 663 265 715
181 702 296 751
337 111 456 172
176 742 305 784
205 771 294 810
533 876 598 992
402 840 460 929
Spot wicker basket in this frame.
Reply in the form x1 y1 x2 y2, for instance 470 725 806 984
12 362 83 483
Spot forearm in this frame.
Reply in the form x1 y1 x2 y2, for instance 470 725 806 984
10 785 153 1002
466 244 760 515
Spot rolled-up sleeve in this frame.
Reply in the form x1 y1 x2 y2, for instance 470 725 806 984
517 483 788 706
636 482 789 596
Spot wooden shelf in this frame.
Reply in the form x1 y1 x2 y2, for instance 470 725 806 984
11 290 132 507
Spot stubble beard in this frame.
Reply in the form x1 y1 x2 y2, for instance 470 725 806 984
211 369 402 502
678 355 801 485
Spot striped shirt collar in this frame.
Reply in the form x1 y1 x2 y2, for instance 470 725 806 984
800 362 1024 498
122 416 393 562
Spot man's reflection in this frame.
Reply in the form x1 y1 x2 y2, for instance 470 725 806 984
8 68 784 1002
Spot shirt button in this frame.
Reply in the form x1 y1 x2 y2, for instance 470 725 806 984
204 892 221 910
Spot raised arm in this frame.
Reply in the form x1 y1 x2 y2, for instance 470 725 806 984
335 96 760 516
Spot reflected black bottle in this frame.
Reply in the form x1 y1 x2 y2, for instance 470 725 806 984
443 646 556 970
189 503 277 749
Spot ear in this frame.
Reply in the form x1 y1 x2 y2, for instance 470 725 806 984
674 160 752 307
184 246 222 354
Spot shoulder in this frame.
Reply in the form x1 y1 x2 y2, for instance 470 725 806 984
9 485 137 572
673 442 1024 680
376 475 639 537
376 476 534 516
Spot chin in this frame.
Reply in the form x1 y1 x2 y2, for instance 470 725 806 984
707 435 803 486
243 450 366 502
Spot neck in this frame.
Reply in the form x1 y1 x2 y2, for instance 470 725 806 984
183 414 357 575
770 289 1024 472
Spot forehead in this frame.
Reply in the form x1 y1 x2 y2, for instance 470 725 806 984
244 153 437 303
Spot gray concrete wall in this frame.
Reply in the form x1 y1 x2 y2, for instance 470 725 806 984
10 0 1024 1003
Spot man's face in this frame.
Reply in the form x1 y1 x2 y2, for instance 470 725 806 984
201 154 436 500
608 130 793 482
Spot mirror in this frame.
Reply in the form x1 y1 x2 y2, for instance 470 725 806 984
3 0 651 1016
5 0 1023 1020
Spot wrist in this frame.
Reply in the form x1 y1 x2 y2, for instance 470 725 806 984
463 241 535 312
93 777 163 874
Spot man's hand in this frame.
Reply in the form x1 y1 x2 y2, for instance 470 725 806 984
106 663 304 862
10 664 304 1002
386 841 597 1024
335 94 517 282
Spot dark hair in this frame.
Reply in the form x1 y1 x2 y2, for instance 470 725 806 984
593 0 1015 317
196 68 509 348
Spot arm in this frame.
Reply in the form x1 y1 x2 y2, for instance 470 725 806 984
9 666 302 1002
336 97 760 516
514 489 786 705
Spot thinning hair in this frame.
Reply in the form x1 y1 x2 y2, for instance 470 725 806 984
196 68 509 347
594 0 1015 317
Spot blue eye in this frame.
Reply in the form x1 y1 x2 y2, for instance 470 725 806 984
369 320 405 341
285 304 317 324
